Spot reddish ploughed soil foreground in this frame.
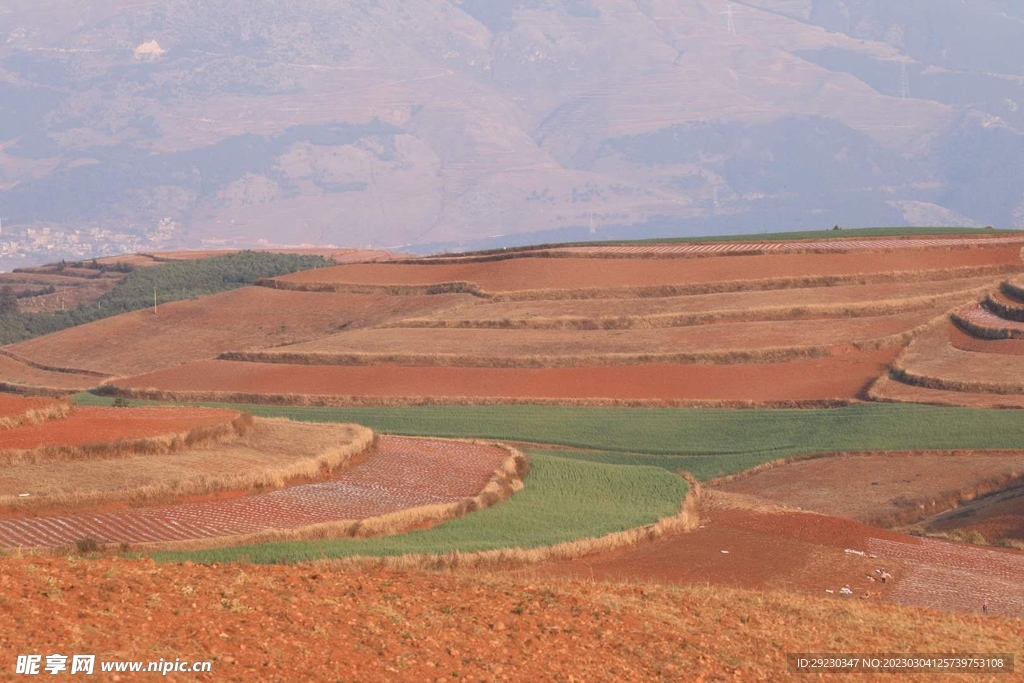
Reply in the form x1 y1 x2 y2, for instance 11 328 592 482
536 498 1024 618
3 559 1020 682
0 437 509 547
275 246 1023 291
111 348 898 403
0 406 238 452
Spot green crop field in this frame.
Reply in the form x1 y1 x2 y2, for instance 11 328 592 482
151 454 688 564
79 394 1024 480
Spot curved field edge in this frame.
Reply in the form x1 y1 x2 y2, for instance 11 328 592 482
129 442 529 553
75 395 1024 479
148 454 691 564
0 419 375 515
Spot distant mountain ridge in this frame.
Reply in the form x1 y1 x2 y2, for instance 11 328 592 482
1 0 1023 262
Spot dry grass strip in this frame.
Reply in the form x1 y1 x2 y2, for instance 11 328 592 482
0 419 375 515
0 413 253 467
951 311 1024 340
92 385 854 409
117 441 529 553
216 346 835 368
0 400 71 431
983 290 1024 322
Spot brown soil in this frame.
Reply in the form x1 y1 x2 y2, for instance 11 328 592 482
275 246 1023 291
869 375 1024 408
949 326 1024 356
893 322 1024 392
110 348 897 403
0 406 238 452
537 494 1024 617
718 452 1024 525
6 289 470 377
3 558 1020 682
924 489 1024 543
267 309 939 360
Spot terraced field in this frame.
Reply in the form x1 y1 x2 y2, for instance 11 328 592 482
0 436 510 548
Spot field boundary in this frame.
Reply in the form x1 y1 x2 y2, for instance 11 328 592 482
0 349 111 379
114 441 530 553
951 310 1024 340
888 365 1024 396
91 385 856 409
0 420 376 516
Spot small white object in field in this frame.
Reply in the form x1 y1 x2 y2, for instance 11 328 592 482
720 550 729 554
19 493 30 497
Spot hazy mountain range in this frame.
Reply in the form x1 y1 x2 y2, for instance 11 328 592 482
2 0 1024 259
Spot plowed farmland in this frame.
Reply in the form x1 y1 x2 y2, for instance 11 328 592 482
538 492 1024 617
719 452 1024 525
273 246 1023 292
0 354 97 393
109 349 897 404
5 558 1021 683
6 288 472 377
0 436 510 548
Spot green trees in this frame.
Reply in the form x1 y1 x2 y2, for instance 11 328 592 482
0 285 18 315
0 251 332 345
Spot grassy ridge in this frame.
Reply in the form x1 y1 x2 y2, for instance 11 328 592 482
150 454 688 564
78 394 1024 480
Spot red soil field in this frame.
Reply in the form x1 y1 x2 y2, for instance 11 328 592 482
0 354 97 392
0 406 239 452
0 437 508 547
538 499 1024 617
0 394 65 422
958 302 1024 333
7 559 1019 683
269 308 941 359
112 348 898 403
719 452 1024 523
275 245 1023 292
5 288 471 377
